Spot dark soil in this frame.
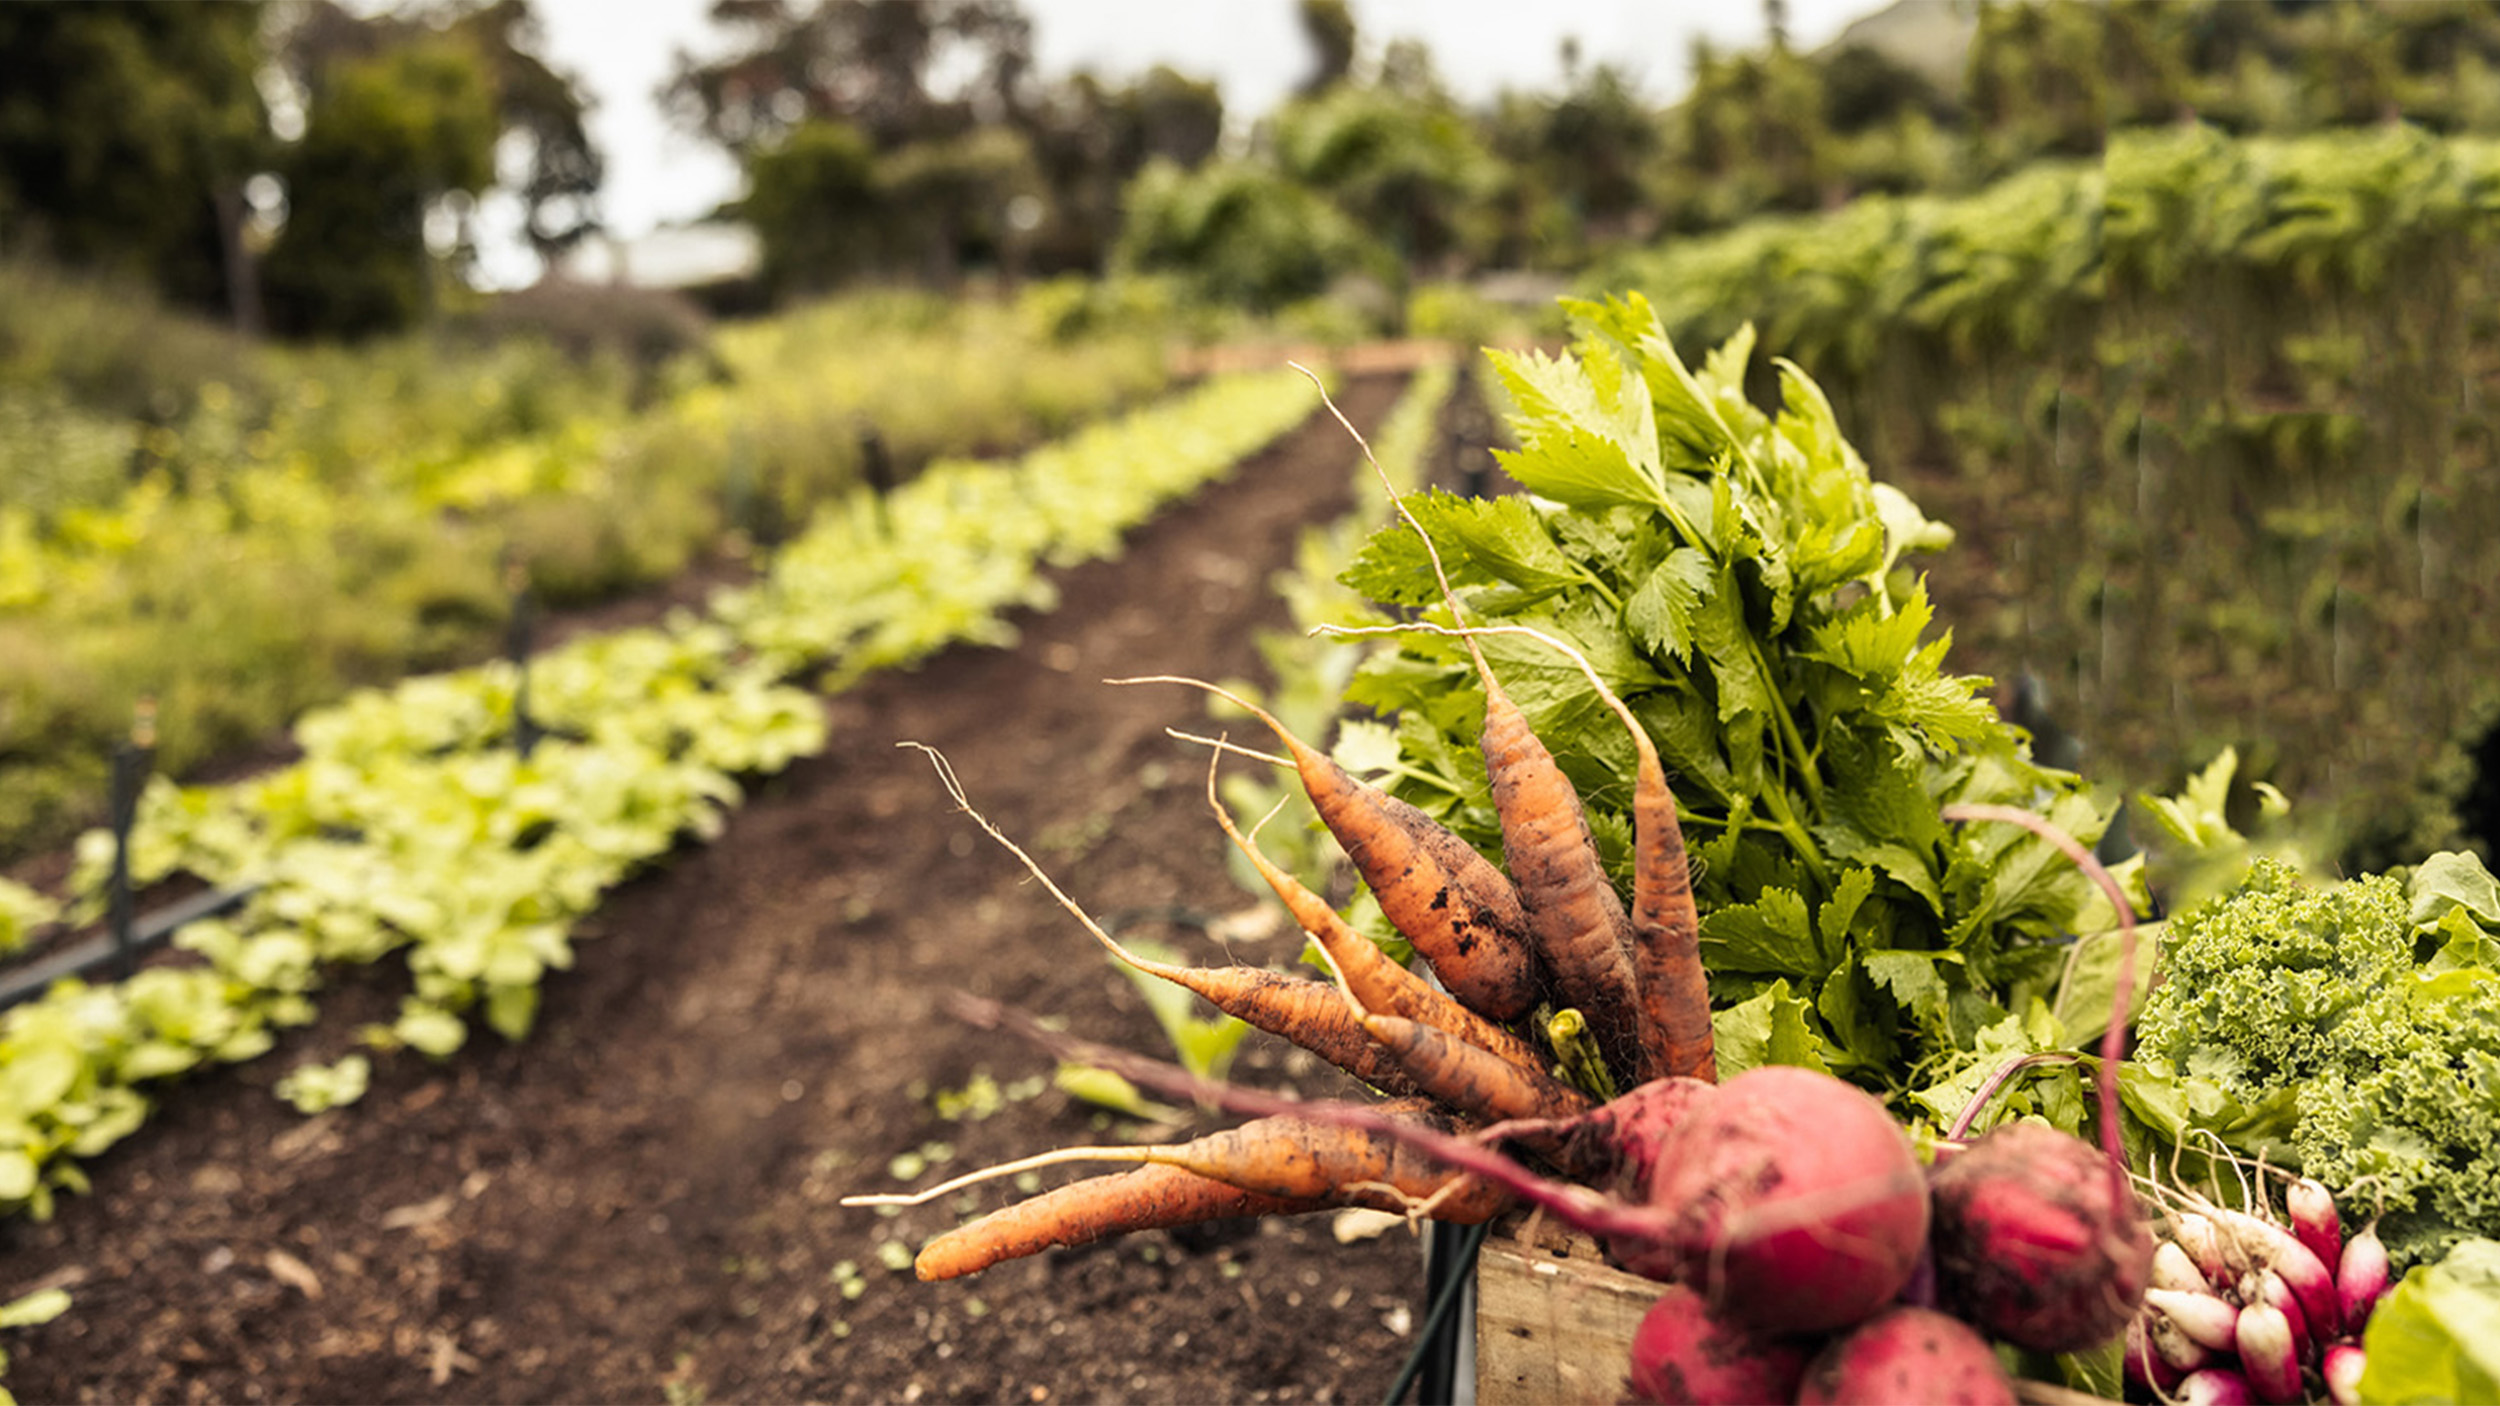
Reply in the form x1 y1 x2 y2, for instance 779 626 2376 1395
0 373 1451 1405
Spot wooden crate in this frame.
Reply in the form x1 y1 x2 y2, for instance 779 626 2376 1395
1472 1213 1652 1406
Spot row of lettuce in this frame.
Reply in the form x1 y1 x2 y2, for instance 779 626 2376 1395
1596 122 2500 870
0 366 1324 1221
1337 298 2500 1394
0 287 1173 860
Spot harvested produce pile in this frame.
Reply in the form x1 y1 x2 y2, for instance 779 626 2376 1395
858 308 2172 1403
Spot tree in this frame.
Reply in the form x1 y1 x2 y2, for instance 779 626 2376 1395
261 33 501 337
1296 0 1357 97
663 0 1033 154
1017 66 1223 275
0 2 270 327
741 119 882 294
455 0 605 264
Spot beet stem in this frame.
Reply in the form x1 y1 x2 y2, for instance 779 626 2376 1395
1940 803 2139 1210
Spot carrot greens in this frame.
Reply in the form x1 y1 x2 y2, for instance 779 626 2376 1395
1339 295 2112 1096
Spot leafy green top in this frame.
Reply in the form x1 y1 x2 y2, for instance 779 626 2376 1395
2133 852 2500 1269
1339 294 2107 1097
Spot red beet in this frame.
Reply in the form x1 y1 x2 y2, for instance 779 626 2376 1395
1793 1306 2016 1406
1630 1065 1931 1335
1624 1284 1810 1406
1927 1120 2154 1352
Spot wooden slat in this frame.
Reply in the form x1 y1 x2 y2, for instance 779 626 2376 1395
1472 1214 1657 1406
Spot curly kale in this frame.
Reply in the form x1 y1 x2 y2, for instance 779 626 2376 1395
2137 854 2500 1268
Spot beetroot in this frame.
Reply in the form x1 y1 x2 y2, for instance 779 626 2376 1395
1629 1065 1930 1335
1927 1120 2154 1352
1793 1306 2016 1406
1623 1284 1810 1406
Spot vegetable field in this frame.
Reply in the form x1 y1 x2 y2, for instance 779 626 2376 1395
0 373 1438 1404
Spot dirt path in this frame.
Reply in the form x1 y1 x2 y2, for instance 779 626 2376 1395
1 373 1445 1405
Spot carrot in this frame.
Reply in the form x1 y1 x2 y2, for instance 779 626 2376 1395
854 1103 1511 1236
1113 676 1540 1020
1200 749 1550 1077
1473 659 1645 1078
1320 621 1716 1085
909 1163 1333 1280
904 742 1421 1096
1358 1012 1593 1127
1306 383 1654 1083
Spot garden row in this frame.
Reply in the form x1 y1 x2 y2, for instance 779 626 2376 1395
1598 123 2500 867
0 278 1172 859
0 365 1324 1223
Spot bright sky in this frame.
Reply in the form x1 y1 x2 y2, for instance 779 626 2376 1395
479 0 1874 285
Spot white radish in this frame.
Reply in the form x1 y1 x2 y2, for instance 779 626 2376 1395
2323 1342 2367 1406
2244 1268 2311 1362
2339 1220 2393 1330
2153 1238 2218 1294
2124 1314 2187 1394
2235 1301 2302 1406
2286 1177 2342 1269
2144 1287 2239 1353
2176 1368 2260 1406
2216 1207 2342 1339
2148 1310 2215 1373
2173 1211 2231 1284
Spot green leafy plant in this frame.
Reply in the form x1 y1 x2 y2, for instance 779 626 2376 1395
1340 294 2110 1101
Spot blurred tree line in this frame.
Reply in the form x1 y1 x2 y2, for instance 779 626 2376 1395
0 0 597 339
683 0 2500 313
6 0 2500 339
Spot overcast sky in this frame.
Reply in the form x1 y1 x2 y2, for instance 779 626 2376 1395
481 0 1874 285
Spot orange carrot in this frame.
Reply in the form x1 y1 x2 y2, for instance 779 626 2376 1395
1203 754 1549 1077
1475 663 1645 1077
1359 1011 1593 1127
911 1163 1333 1280
905 742 1420 1096
1625 713 1713 1083
1114 676 1540 1020
858 1102 1512 1267
1318 622 1717 1086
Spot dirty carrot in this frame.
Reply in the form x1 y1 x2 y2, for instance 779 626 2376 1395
1358 1012 1593 1127
1111 676 1539 1020
904 742 1421 1096
1316 387 1646 1081
849 1100 1502 1222
1200 748 1549 1076
1322 620 1716 1085
1473 658 1644 1078
908 1163 1333 1280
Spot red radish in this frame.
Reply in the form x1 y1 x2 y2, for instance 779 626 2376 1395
1926 1120 2155 1352
2173 1211 2231 1285
2149 1311 2215 1373
2287 1176 2342 1269
2154 1238 2217 1294
1623 1284 1810 1406
2125 1314 2188 1394
1632 1064 1930 1334
2144 1286 2239 1353
2236 1301 2303 1405
2245 1267 2312 1361
2323 1342 2367 1406
2216 1206 2341 1339
1792 1307 2015 1406
2338 1220 2392 1329
2176 1367 2261 1406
